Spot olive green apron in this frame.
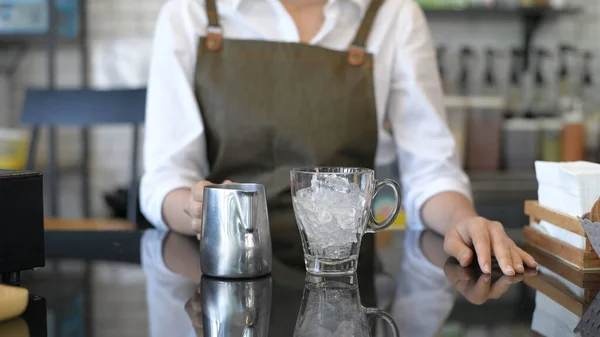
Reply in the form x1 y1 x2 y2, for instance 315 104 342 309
194 0 384 284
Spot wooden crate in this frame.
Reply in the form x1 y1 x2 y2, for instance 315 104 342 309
524 200 600 270
525 244 600 290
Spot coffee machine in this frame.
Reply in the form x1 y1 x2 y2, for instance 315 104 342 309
0 171 45 285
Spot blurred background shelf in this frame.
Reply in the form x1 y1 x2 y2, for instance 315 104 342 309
423 6 580 15
469 171 537 228
423 6 581 69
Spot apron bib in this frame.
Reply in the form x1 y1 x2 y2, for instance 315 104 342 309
194 0 383 283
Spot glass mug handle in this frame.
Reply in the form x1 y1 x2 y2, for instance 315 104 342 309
364 307 400 336
367 179 401 233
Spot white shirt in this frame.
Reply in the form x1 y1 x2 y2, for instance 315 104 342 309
140 0 472 231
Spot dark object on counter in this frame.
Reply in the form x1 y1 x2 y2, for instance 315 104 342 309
0 171 45 284
21 295 47 337
104 186 153 229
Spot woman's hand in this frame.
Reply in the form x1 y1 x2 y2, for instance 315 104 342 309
443 216 537 276
186 180 233 239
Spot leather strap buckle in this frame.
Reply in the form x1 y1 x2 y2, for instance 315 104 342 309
348 45 366 66
205 26 223 52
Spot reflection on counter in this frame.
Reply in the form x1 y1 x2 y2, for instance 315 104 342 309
199 276 273 337
524 244 600 336
295 274 399 337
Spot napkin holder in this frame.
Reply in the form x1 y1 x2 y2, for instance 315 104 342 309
0 171 45 284
524 200 600 270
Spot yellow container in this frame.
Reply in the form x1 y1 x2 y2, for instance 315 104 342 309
374 201 407 231
0 129 29 171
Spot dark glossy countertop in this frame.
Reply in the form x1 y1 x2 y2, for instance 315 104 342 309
4 229 600 337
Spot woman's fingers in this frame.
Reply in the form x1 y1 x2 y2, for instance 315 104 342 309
444 230 474 267
467 223 492 274
517 246 538 269
191 218 203 235
192 180 214 201
510 244 525 274
188 180 215 235
488 222 515 276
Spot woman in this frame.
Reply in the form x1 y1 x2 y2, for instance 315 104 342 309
140 0 537 276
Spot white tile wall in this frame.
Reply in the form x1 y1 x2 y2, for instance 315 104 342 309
1 0 599 217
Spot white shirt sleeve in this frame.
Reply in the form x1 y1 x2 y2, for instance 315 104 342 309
388 1 472 230
140 1 210 230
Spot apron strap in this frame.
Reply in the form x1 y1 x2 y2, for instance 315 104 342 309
348 0 384 66
205 0 223 51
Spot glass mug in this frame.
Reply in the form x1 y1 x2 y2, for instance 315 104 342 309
293 274 399 337
291 167 401 275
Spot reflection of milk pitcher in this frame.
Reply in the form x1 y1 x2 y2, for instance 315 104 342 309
293 275 399 337
200 276 272 337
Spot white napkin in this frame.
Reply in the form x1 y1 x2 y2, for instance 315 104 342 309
531 220 586 250
535 161 600 217
534 161 600 249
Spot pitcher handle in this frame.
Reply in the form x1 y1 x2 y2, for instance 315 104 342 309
367 179 401 233
364 307 400 337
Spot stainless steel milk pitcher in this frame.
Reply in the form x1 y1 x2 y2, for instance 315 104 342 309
199 183 272 278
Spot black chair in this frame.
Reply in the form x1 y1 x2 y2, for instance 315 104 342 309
20 88 146 227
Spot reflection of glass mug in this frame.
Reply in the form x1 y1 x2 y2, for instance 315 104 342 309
293 274 399 337
291 168 401 275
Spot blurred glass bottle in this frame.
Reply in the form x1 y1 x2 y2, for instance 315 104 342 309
541 118 563 162
458 47 475 96
506 49 525 117
581 52 600 162
532 49 551 117
556 45 575 113
482 48 499 97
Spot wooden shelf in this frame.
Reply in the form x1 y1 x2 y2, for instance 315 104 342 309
423 6 580 15
0 34 81 45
